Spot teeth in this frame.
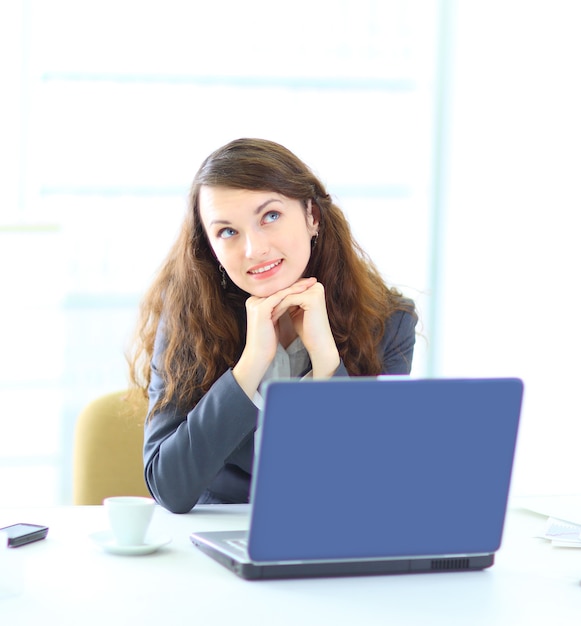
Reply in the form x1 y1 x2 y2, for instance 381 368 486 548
250 260 281 274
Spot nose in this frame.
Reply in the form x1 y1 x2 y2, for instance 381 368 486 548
244 230 269 259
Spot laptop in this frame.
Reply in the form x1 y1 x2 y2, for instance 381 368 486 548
190 377 523 580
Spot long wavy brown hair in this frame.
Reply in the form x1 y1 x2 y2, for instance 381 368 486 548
128 138 415 415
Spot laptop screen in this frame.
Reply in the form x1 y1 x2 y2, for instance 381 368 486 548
247 377 523 563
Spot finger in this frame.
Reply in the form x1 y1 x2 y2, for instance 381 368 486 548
272 303 299 324
259 277 317 310
271 284 324 321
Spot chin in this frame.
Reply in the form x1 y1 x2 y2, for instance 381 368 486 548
247 285 279 298
245 279 291 299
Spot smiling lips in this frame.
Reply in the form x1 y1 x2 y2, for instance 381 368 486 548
247 259 282 275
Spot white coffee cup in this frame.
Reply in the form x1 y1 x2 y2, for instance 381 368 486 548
103 496 156 546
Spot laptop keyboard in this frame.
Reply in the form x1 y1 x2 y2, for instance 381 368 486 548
226 538 248 550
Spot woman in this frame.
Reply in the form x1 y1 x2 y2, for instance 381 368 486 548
128 138 417 513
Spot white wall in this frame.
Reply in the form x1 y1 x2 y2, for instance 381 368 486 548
438 1 581 495
3 0 578 504
0 0 437 504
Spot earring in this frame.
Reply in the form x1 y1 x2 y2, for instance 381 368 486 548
311 232 319 248
219 264 227 289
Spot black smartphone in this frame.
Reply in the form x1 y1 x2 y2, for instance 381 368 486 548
0 523 49 548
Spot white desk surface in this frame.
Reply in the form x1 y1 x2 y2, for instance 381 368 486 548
1 501 581 626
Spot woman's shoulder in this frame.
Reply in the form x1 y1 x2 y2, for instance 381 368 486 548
379 294 418 374
384 294 418 336
389 291 416 316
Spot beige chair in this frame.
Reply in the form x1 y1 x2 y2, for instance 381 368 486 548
73 390 151 505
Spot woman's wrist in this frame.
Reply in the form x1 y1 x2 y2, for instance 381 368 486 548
232 352 271 400
310 348 341 379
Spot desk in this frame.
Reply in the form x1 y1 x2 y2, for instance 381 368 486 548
1 504 581 625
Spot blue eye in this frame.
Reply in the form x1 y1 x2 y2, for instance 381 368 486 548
263 211 280 223
218 227 237 239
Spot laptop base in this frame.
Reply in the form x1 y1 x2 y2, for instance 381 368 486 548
190 530 494 581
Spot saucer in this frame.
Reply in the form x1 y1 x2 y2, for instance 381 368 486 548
89 530 171 556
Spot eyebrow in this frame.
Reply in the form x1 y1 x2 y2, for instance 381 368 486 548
209 198 282 226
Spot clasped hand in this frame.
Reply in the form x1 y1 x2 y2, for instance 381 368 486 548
233 277 340 398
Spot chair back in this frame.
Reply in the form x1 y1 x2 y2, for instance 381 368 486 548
73 390 150 505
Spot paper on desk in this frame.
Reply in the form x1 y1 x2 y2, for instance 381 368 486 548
515 494 581 525
540 517 581 548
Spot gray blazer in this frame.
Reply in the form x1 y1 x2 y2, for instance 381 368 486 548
143 306 417 513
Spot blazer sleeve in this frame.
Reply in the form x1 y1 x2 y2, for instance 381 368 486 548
143 327 258 513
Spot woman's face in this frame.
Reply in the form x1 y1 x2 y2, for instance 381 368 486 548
199 186 318 297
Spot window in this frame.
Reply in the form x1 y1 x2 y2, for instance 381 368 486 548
0 0 440 504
